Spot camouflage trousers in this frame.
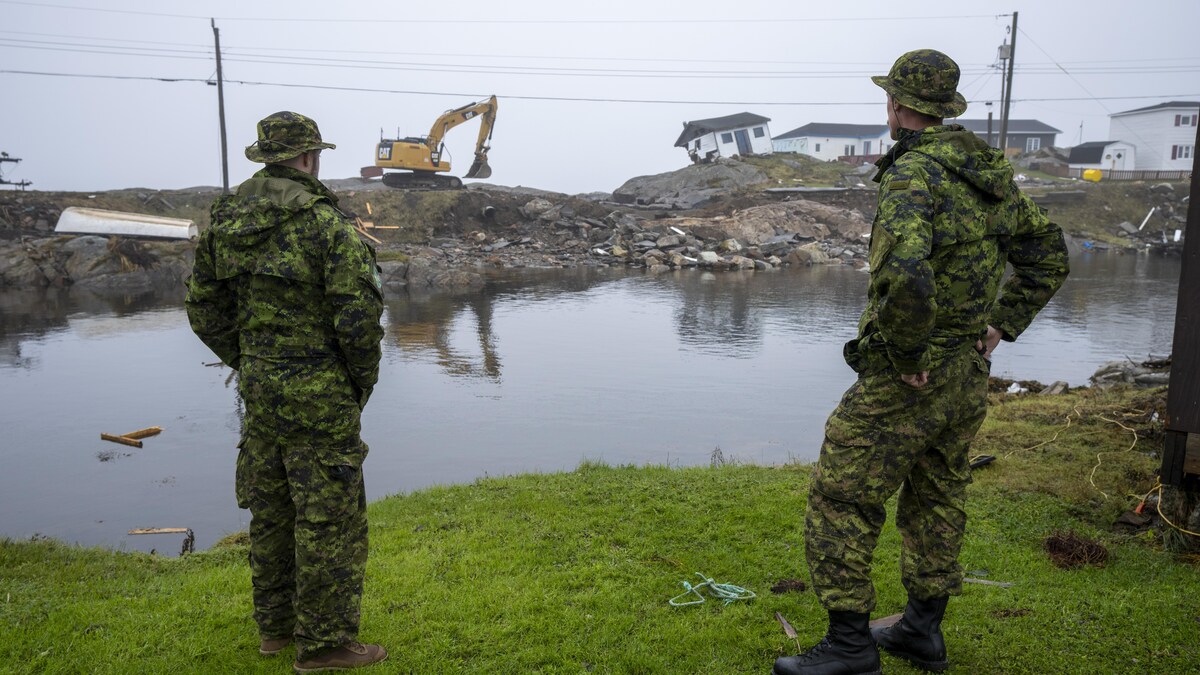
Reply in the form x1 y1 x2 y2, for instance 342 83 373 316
235 434 369 660
805 346 989 613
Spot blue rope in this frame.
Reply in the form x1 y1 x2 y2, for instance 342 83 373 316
668 572 756 607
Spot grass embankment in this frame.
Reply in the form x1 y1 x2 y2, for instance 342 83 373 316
2 386 1197 673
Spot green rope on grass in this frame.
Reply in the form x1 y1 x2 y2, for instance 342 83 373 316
668 572 756 607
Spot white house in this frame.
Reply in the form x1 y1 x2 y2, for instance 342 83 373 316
1067 141 1136 172
1108 101 1198 170
771 123 891 162
674 113 773 162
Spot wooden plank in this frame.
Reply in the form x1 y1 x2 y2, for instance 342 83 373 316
128 527 189 535
123 426 162 439
101 433 142 448
1186 433 1200 476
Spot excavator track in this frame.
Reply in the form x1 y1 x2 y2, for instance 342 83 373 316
380 171 464 190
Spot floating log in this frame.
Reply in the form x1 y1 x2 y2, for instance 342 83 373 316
101 433 142 448
122 426 162 440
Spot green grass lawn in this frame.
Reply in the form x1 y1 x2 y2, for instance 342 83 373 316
2 386 1197 673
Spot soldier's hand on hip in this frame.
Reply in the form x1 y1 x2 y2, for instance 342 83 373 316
901 371 929 389
975 324 1003 360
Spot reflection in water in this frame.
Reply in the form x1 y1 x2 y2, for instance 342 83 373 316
0 252 1182 553
389 294 503 381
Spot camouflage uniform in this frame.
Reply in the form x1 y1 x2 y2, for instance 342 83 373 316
185 112 384 660
804 105 1070 610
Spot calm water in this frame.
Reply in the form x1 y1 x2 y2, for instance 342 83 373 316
0 252 1182 553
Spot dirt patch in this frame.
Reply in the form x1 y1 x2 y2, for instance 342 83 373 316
770 579 807 594
1043 530 1109 568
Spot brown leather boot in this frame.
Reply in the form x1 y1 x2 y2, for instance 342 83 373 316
293 642 388 672
260 636 292 655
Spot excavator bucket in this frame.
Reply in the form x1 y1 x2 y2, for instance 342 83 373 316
465 154 492 179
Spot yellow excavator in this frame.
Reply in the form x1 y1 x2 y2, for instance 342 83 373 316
361 95 498 190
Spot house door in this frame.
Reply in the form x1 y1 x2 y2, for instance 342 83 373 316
734 129 752 155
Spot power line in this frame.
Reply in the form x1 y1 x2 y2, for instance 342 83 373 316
0 2 1001 24
3 68 1196 108
4 41 1199 80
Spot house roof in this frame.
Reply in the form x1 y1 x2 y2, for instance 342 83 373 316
674 113 771 147
1068 141 1119 164
1111 101 1200 117
955 119 1062 134
773 123 889 140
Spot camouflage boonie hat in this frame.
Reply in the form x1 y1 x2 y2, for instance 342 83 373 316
244 111 336 163
872 49 968 118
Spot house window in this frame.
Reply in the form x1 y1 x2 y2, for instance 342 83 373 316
844 144 855 156
1026 137 1041 152
1173 145 1194 160
753 127 765 138
721 132 733 144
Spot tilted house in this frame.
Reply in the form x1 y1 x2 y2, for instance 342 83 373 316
772 123 891 162
674 113 772 162
1067 141 1136 172
1108 101 1198 170
954 119 1061 153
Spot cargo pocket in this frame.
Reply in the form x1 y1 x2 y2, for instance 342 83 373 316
234 437 252 510
816 412 882 502
293 440 368 524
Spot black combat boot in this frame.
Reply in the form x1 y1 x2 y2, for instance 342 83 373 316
772 611 881 675
871 595 949 672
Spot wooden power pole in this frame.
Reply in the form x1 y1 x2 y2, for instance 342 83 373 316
998 11 1018 153
212 19 230 194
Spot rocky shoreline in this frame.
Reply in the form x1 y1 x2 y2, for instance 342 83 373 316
1 156 1188 294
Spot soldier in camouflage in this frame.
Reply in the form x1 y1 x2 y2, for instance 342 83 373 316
185 111 388 672
773 50 1069 675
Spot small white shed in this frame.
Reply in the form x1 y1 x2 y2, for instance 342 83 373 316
1067 141 1136 172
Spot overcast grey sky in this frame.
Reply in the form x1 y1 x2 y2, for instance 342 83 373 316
2 0 1197 194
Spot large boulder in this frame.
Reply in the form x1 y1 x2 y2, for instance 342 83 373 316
612 160 768 210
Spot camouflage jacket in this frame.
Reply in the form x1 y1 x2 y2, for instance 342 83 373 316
185 165 384 410
847 125 1069 375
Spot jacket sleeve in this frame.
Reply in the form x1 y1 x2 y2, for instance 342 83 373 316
870 169 937 374
184 227 242 369
988 192 1070 341
321 205 385 409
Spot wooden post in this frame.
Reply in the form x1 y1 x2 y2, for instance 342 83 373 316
212 19 230 194
1161 119 1200 487
999 11 1018 153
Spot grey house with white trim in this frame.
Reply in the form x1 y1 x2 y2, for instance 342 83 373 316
771 123 892 162
955 119 1061 153
675 113 773 162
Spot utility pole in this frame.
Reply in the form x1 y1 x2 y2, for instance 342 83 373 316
0 152 32 190
211 18 230 194
999 11 1018 153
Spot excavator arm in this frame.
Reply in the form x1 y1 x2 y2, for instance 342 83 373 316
427 95 498 179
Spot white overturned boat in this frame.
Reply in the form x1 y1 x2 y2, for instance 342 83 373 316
55 207 197 240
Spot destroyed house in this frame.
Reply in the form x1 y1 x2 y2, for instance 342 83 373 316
675 113 773 162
